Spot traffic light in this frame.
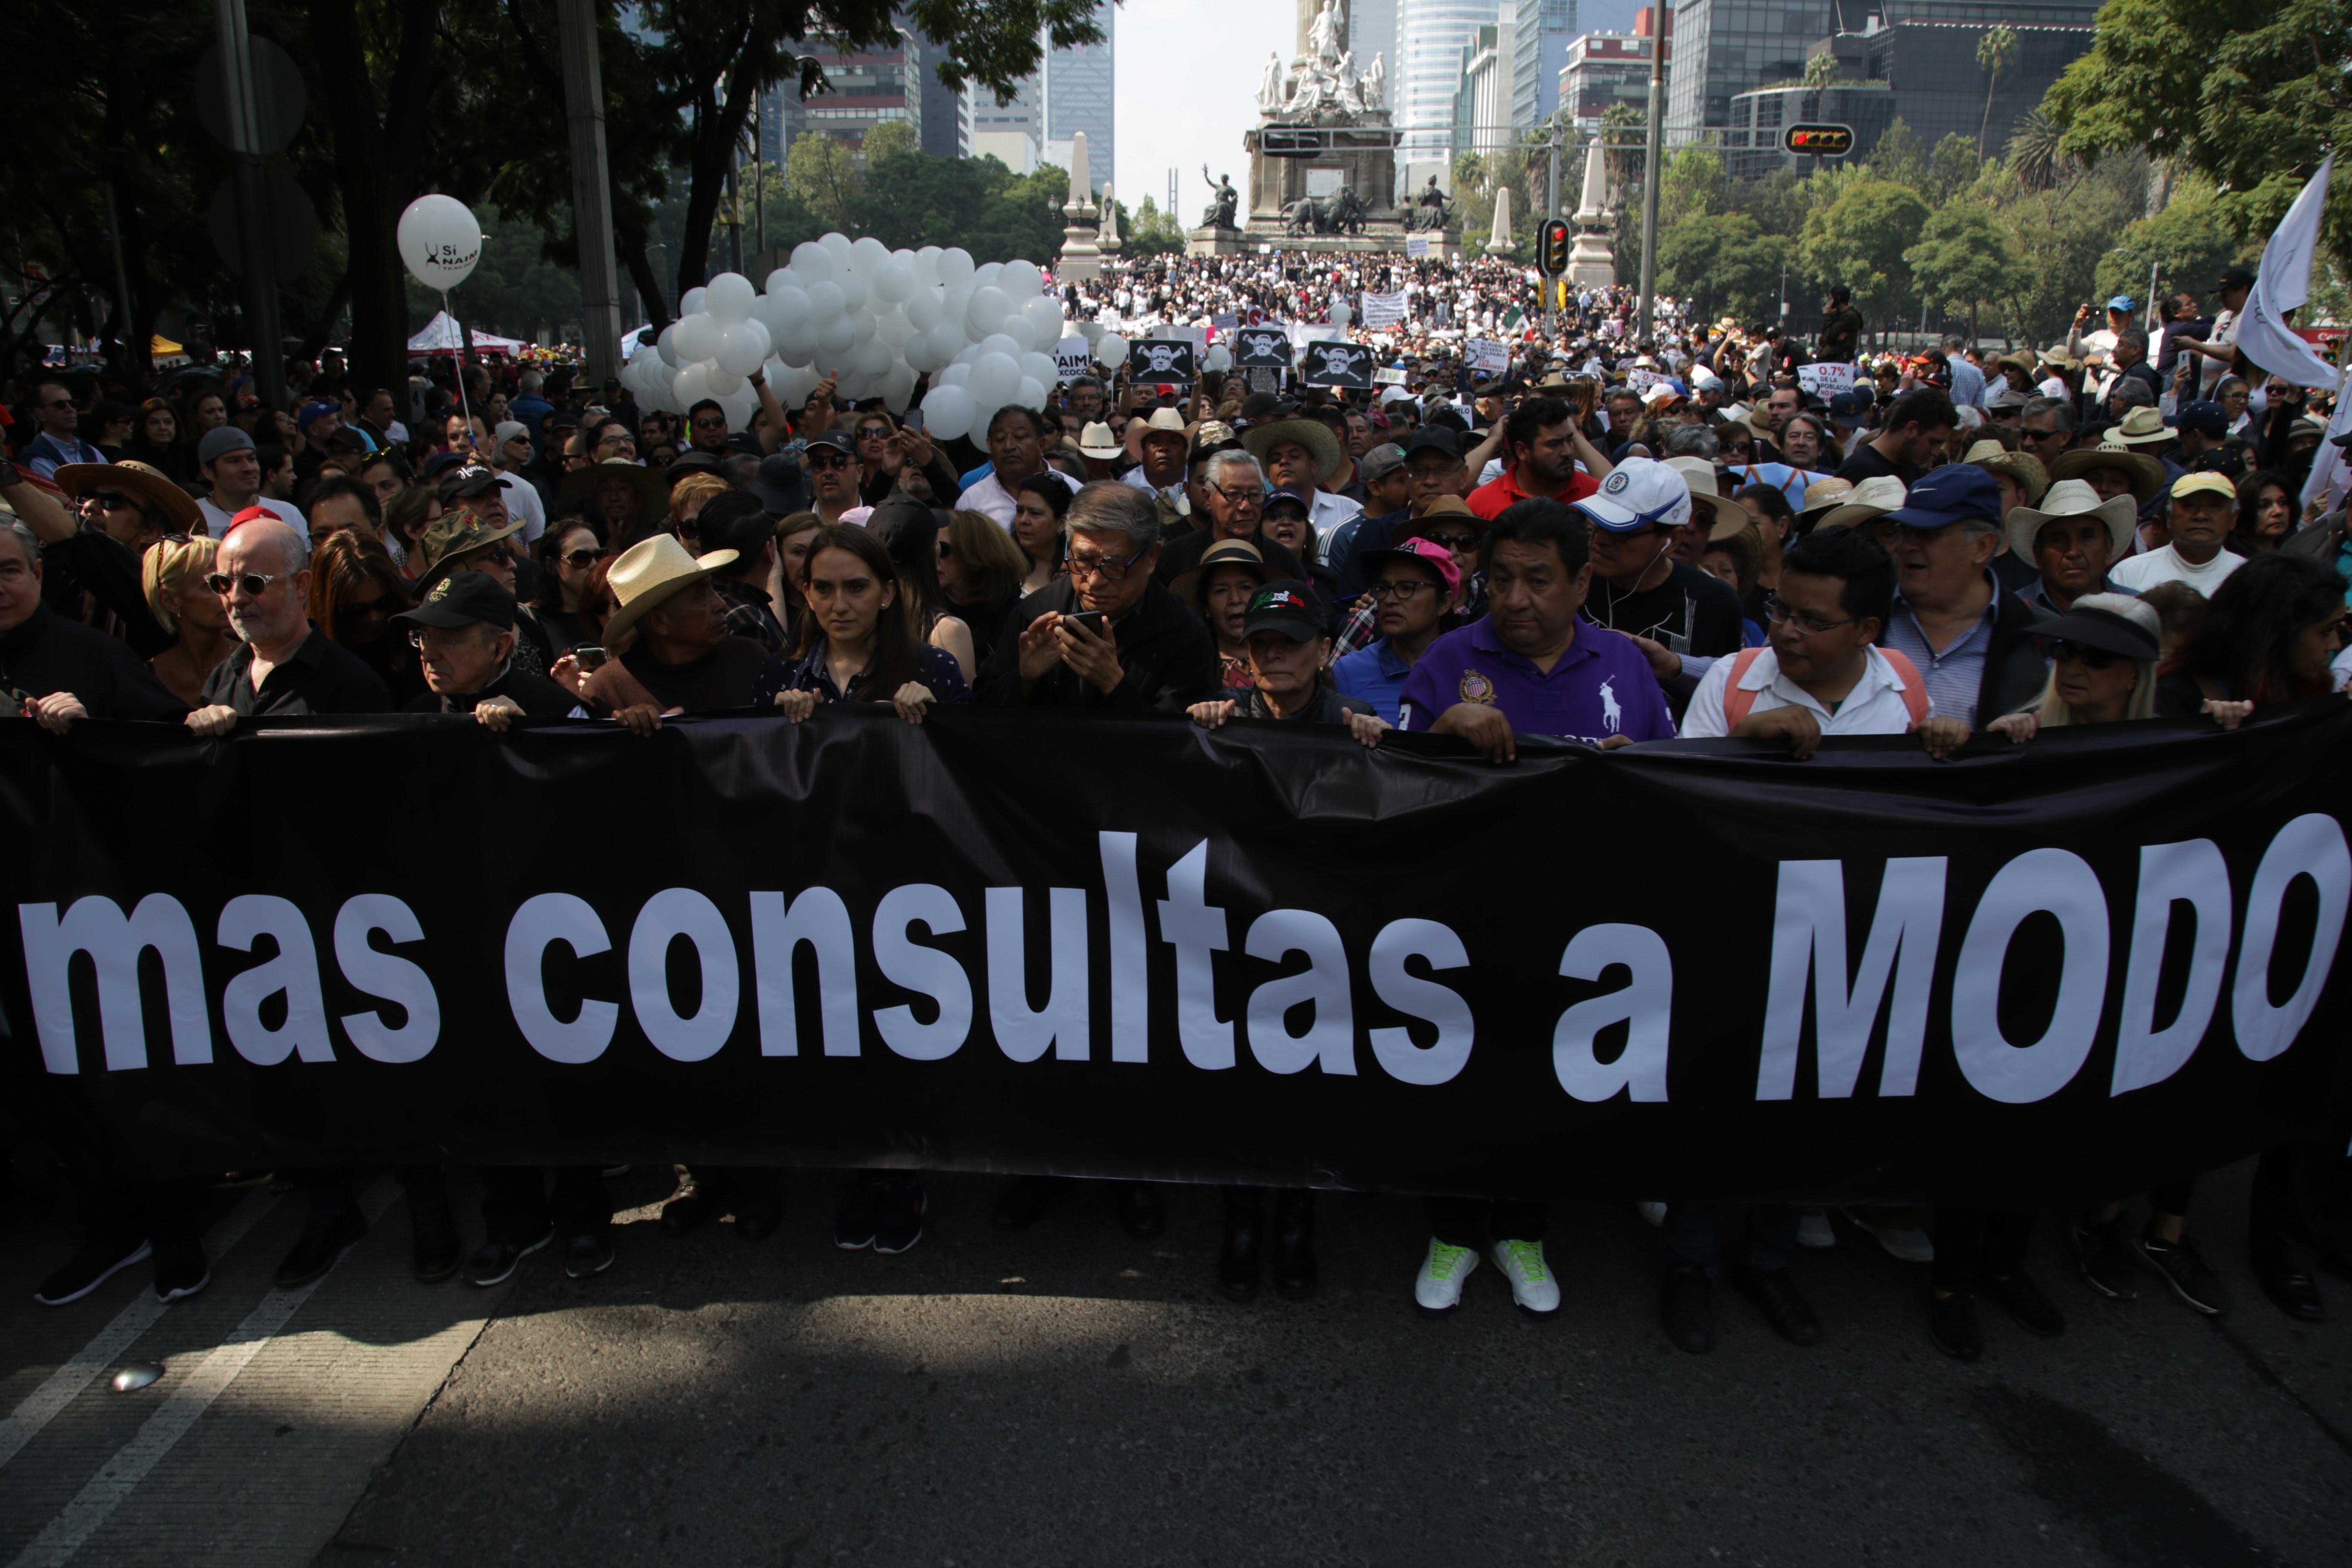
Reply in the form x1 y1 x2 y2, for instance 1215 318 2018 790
1539 218 1572 276
1782 123 1856 157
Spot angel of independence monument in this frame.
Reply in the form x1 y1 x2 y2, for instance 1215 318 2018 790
1188 0 1458 256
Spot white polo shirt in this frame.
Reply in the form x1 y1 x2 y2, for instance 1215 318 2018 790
2109 543 2242 594
1681 644 1925 739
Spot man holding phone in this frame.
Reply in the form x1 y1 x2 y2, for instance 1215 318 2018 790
979 482 1218 713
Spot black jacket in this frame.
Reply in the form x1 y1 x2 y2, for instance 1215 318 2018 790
401 662 584 720
0 603 187 719
977 576 1220 715
1881 586 2049 726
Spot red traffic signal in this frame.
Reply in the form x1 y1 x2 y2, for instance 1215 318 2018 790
1539 218 1572 276
1783 123 1856 157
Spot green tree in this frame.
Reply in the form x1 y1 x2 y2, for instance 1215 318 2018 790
1800 178 1932 326
1996 152 2149 342
1865 118 1928 192
2092 188 2250 310
1658 213 1792 322
1926 135 1984 205
1659 146 1725 229
860 119 919 162
844 151 1066 262
1123 195 1186 258
786 134 865 231
2042 0 2352 252
1906 202 2018 337
2005 107 2065 193
1975 24 2018 160
1801 50 1841 119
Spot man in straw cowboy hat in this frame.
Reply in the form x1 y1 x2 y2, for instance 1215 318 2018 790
1120 407 1191 511
39 458 203 656
579 533 767 726
1242 409 1361 548
560 455 669 550
2003 478 2139 615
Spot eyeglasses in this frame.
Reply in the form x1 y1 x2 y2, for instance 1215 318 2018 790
1065 544 1150 581
407 628 490 650
1416 530 1478 551
1368 579 1436 600
807 452 853 471
1212 485 1266 509
560 548 608 569
2046 640 2124 670
594 435 636 452
206 571 292 597
86 492 138 512
1762 594 1858 635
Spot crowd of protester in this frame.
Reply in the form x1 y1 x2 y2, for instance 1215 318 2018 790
5 248 2350 1363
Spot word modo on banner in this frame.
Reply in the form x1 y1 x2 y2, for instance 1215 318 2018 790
20 815 2345 1109
1798 361 1856 395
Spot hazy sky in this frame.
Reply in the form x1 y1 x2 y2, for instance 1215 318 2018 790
1111 0 1293 220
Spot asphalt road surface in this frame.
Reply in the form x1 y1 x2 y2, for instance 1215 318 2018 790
3 1156 2347 1568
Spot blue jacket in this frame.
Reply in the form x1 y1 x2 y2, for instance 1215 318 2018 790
1331 637 1413 726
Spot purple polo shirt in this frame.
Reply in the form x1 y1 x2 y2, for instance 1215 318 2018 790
1397 614 1675 745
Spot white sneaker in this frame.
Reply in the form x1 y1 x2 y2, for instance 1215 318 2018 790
1414 1238 1479 1315
1842 1205 1934 1263
1491 1238 1561 1315
1796 1207 1835 1249
1635 1201 1667 1228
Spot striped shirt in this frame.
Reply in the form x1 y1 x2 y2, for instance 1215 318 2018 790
1883 576 1999 727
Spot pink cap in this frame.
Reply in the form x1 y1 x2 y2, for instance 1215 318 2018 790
1366 534 1462 602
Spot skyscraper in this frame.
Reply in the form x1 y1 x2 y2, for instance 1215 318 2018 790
1664 0 1835 132
1351 0 1399 95
1397 0 1504 160
962 1 1115 193
1511 0 1575 127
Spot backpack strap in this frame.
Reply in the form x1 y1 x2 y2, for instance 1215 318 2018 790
1877 647 1932 727
1719 647 1769 729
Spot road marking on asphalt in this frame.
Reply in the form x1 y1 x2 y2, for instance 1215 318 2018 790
0 1192 282 1473
6 1184 395 1568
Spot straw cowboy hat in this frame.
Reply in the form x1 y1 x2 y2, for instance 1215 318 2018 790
2003 478 2138 563
2101 406 2174 447
560 456 669 518
1797 476 1856 522
1077 421 1124 460
1241 416 1347 486
51 460 200 535
600 533 740 643
1665 456 1725 525
1126 405 1190 465
1813 475 1908 532
1964 440 2051 506
2049 441 2165 502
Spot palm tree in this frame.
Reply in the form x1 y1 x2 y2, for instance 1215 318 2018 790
1975 26 2018 161
1801 51 1841 121
2006 106 2063 193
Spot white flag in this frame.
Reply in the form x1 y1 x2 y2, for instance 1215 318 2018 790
2237 154 2340 389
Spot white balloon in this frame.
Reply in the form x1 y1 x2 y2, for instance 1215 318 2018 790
850 339 892 379
1015 375 1046 410
938 247 975 285
901 335 943 375
805 280 846 321
975 262 1004 288
875 307 914 349
814 230 850 258
1020 350 1060 388
1000 259 1043 301
656 323 683 369
966 285 1013 335
873 262 915 305
720 384 758 429
704 272 756 324
765 285 809 335
938 361 972 388
1020 294 1064 340
671 312 721 364
793 245 836 286
396 194 483 291
673 362 713 407
680 286 709 318
716 321 769 376
816 314 856 357
922 383 977 442
925 322 967 366
954 341 986 365
1331 301 1352 327
835 267 869 313
775 323 818 366
999 315 1041 353
767 359 821 405
1204 344 1233 373
705 366 744 396
850 235 891 272
765 268 796 296
848 309 877 344
1097 333 1129 370
970 352 1021 410
942 284 976 333
913 246 943 285
882 362 918 415
1078 318 1105 346
904 286 944 332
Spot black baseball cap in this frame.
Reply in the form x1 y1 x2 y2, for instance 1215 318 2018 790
751 452 810 515
1401 427 1461 461
1263 488 1311 517
2214 265 2255 293
1242 579 1326 642
436 464 503 502
391 570 515 631
804 429 856 458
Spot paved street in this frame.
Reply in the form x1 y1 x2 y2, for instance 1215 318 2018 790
3 1157 2347 1567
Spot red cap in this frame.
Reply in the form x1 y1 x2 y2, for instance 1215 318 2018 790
226 505 276 535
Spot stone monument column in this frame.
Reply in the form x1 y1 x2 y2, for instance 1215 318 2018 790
1058 131 1103 282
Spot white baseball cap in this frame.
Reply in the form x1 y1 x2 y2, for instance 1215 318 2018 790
1574 456 1692 533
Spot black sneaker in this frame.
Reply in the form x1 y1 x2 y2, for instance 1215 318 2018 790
1733 1263 1821 1347
151 1237 210 1304
462 1228 553 1287
2134 1233 2230 1316
1982 1268 2065 1337
1660 1262 1715 1354
564 1230 616 1280
835 1179 885 1250
33 1236 151 1307
873 1182 926 1255
992 1175 1062 1232
275 1210 368 1290
1928 1289 1983 1361
2072 1219 2140 1300
1115 1182 1166 1240
411 1203 461 1284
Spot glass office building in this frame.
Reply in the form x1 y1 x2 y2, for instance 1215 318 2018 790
1511 0 1576 127
1664 0 1834 132
1397 0 1504 160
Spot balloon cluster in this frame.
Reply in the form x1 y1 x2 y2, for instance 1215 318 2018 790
619 232 1077 444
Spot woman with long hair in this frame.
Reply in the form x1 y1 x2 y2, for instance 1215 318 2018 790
2229 469 2296 556
766 510 821 649
124 399 193 484
935 506 1032 667
2157 552 2347 725
383 486 439 582
306 529 423 703
141 536 236 705
533 514 610 651
770 523 967 718
865 496 977 682
1986 594 2161 741
1009 473 1069 594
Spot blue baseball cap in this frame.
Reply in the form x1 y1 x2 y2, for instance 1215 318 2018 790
2176 400 2229 438
1883 464 2003 530
2105 294 2136 312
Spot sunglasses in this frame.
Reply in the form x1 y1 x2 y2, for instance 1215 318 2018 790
338 596 391 619
560 548 608 569
206 571 292 596
86 492 138 511
807 453 853 471
1416 530 1477 551
854 426 893 441
2046 640 2125 670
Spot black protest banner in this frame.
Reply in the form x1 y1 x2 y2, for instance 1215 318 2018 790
1232 328 1293 368
1124 340 1197 383
3 706 2349 1209
1298 340 1375 388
